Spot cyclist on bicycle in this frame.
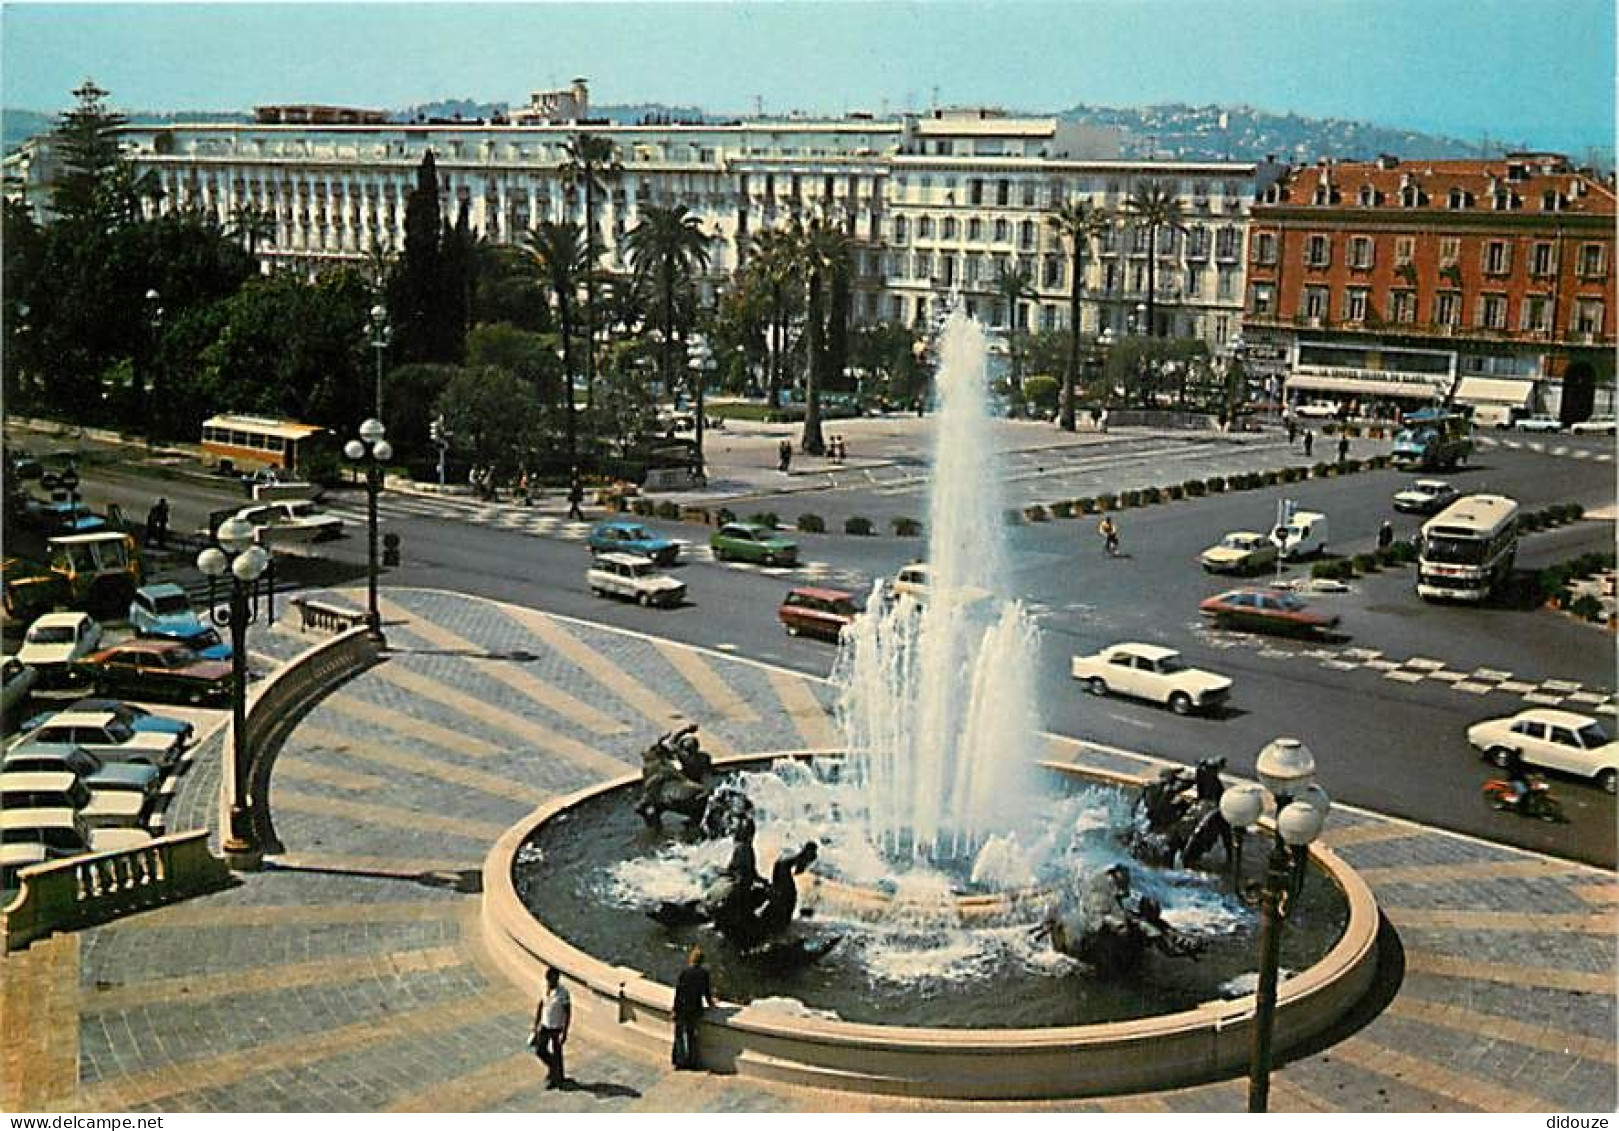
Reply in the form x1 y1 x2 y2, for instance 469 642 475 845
1097 515 1120 557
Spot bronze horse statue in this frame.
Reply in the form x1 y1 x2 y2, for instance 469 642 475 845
1128 757 1233 871
635 724 718 827
1038 863 1203 973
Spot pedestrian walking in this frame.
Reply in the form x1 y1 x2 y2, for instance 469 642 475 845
1099 407 1110 434
531 967 571 1089
1303 429 1314 458
145 497 170 549
567 467 585 522
1285 417 1297 445
778 439 793 474
1337 435 1350 465
671 946 716 1070
1378 520 1394 551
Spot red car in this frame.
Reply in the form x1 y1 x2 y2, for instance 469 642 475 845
1198 588 1341 638
74 640 233 706
778 587 862 642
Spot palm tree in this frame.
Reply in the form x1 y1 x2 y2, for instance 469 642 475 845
227 203 276 261
744 226 798 409
1123 179 1186 340
993 265 1036 402
558 133 622 411
523 221 587 488
624 204 712 403
794 215 853 456
1047 199 1113 430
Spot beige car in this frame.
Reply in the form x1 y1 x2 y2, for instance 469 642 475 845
1071 643 1233 716
888 563 992 606
1199 531 1280 575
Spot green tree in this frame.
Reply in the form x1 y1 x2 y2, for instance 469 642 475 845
465 321 563 404
743 226 799 408
51 79 130 225
523 221 588 477
624 204 712 400
434 366 544 488
993 265 1036 399
389 150 455 364
794 215 853 455
558 132 622 410
1123 180 1186 339
226 203 276 262
471 243 551 331
1047 198 1112 430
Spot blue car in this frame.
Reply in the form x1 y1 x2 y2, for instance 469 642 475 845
587 520 681 566
128 583 232 660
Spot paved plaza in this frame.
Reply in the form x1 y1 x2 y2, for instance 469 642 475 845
3 587 1614 1113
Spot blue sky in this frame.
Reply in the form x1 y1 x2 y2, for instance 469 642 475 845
4 0 1613 154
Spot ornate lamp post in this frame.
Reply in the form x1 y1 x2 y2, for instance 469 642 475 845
197 517 272 870
1219 738 1332 1113
344 419 391 636
366 304 391 422
686 333 715 484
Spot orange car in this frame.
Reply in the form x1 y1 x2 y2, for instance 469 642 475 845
778 587 862 642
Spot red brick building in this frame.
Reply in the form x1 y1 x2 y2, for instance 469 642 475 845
1242 153 1615 422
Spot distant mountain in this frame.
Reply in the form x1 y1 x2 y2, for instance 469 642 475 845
1055 102 1492 163
3 109 54 154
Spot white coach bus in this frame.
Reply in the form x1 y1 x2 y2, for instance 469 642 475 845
1417 494 1520 602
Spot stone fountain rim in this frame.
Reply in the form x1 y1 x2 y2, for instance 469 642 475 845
482 749 1380 1056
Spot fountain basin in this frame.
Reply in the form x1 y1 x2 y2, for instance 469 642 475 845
480 752 1380 1099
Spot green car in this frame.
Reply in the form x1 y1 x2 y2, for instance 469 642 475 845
710 522 799 566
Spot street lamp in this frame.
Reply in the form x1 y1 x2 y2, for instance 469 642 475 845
1219 737 1332 1113
344 419 391 636
685 334 715 485
145 289 163 430
198 517 273 870
366 304 391 422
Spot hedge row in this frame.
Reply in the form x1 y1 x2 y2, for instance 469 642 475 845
621 500 922 538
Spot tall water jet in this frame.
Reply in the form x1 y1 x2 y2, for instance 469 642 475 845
836 311 1042 864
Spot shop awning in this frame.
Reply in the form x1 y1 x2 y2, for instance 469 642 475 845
1453 377 1536 409
1286 372 1448 399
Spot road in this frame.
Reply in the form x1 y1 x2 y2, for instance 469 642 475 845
25 423 1618 866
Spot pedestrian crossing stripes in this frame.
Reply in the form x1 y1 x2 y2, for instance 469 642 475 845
1476 435 1614 463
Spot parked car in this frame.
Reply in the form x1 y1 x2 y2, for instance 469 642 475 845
1293 402 1340 419
1198 588 1341 638
17 612 103 686
73 640 232 707
1466 709 1618 794
2 656 37 722
235 500 344 544
1392 479 1462 515
1270 511 1329 560
711 523 799 566
0 771 145 830
586 553 686 608
0 808 89 865
1570 415 1616 436
2 742 160 799
587 520 681 565
22 498 107 537
1516 415 1563 433
20 699 195 747
129 583 232 660
778 587 863 641
1199 531 1280 575
1070 643 1233 715
12 708 185 770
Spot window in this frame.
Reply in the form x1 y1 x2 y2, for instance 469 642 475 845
1521 295 1552 332
1478 294 1508 330
996 180 1010 206
994 218 1010 242
1530 242 1555 275
1439 237 1460 266
1022 182 1037 207
1389 290 1417 324
1435 291 1461 327
1541 190 1564 212
1044 256 1062 288
1348 236 1374 270
1579 243 1607 277
1251 231 1276 265
967 218 982 241
1216 227 1240 260
1400 183 1420 207
965 254 982 285
1019 220 1035 248
1217 268 1236 300
1303 286 1329 320
1306 234 1331 268
1131 226 1150 254
1447 187 1470 209
1250 283 1275 315
1184 265 1202 295
942 217 958 239
1187 225 1209 259
1483 240 1511 275
1574 298 1605 335
1158 227 1178 255
968 179 983 205
1345 288 1369 322
1392 236 1415 266
892 216 908 243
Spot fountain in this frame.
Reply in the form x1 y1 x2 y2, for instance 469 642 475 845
481 311 1379 1098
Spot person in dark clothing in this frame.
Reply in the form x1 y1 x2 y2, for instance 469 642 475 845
1337 435 1350 464
1378 521 1395 551
1303 430 1314 458
1503 746 1532 812
146 497 170 549
1285 417 1297 445
671 946 716 1069
778 439 793 474
567 467 585 522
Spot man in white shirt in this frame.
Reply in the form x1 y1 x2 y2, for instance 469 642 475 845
532 967 571 1089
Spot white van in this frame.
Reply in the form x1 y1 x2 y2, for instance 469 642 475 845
1271 511 1329 560
1471 405 1522 430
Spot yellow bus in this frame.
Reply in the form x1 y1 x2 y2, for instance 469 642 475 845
200 415 326 472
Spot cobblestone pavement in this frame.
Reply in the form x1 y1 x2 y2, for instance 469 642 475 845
4 587 1614 1113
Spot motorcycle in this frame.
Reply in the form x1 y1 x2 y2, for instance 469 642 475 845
1482 774 1565 822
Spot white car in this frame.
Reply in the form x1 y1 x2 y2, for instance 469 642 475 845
887 563 992 606
10 709 185 770
17 613 103 686
1199 531 1280 575
1070 643 1233 716
236 500 344 545
1466 708 1618 793
1392 479 1461 515
587 553 686 608
1516 415 1562 433
1570 415 1616 436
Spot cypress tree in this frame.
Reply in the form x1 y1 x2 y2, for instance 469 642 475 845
389 150 444 363
52 79 129 225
